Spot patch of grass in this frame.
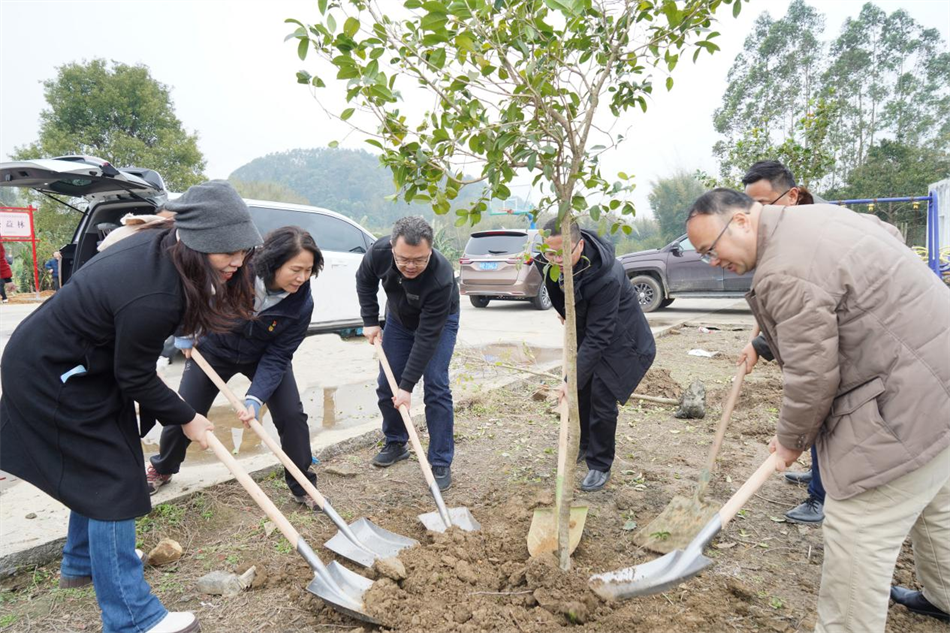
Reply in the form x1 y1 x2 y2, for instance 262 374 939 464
769 595 785 609
191 493 214 520
0 613 19 627
650 531 671 541
274 538 293 555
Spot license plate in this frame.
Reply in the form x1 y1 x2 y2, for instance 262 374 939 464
479 262 499 270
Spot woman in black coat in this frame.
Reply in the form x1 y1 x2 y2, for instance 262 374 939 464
147 226 323 508
0 180 262 633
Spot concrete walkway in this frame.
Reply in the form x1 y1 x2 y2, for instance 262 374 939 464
0 297 751 573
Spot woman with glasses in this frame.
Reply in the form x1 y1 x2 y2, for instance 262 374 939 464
146 226 323 510
0 180 263 633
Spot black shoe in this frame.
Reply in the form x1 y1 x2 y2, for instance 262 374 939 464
372 442 409 467
784 495 824 524
783 470 813 485
890 586 950 622
432 465 451 491
580 469 610 492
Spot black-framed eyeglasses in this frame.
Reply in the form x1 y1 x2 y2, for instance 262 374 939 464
393 252 431 267
546 240 582 262
768 188 792 205
699 217 735 264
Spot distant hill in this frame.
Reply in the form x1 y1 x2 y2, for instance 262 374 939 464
229 147 486 232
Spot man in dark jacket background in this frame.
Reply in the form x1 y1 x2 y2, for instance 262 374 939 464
537 218 655 491
356 216 460 491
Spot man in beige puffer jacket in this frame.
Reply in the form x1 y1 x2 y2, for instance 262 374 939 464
686 188 950 632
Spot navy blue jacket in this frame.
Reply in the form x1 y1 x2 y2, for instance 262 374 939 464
535 230 655 402
198 279 314 403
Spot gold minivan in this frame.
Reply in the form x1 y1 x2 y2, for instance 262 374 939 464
458 229 551 310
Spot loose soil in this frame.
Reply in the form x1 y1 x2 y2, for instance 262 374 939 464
0 325 942 632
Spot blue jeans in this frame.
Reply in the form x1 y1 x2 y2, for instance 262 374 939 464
809 445 826 502
377 312 459 467
61 512 167 633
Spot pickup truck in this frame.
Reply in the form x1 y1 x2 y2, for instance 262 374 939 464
618 234 753 312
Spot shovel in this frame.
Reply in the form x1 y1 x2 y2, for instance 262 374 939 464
374 338 480 533
634 327 759 554
190 348 418 568
527 400 588 557
591 452 781 600
202 430 378 623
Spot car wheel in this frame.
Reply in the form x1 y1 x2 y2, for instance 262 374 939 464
630 275 663 312
470 296 490 308
660 297 675 308
531 284 552 310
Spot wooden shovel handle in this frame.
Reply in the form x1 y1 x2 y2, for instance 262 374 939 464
205 432 300 545
374 339 439 491
190 348 328 510
720 452 781 526
701 325 761 475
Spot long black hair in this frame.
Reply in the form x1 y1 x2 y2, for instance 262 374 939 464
159 229 256 335
253 226 324 288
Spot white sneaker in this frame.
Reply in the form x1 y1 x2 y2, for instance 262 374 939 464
144 612 200 633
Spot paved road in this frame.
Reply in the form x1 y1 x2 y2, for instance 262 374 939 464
0 294 752 564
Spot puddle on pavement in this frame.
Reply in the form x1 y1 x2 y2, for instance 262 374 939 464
141 343 561 464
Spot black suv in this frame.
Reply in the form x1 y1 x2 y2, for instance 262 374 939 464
618 234 753 312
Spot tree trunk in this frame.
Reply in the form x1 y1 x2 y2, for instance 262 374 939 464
556 212 581 571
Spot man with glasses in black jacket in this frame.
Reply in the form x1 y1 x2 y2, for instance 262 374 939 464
356 216 460 491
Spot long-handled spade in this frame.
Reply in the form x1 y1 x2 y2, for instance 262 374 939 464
190 348 418 568
374 339 480 533
590 452 781 600
202 429 378 622
634 328 759 554
526 397 587 557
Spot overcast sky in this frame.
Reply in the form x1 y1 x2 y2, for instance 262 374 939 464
1 0 947 217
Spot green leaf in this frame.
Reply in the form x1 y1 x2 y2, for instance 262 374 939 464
343 17 360 38
622 224 633 235
429 48 447 69
327 14 336 32
341 108 355 121
733 0 742 18
297 38 309 61
527 153 537 171
311 76 326 88
666 77 674 91
318 0 328 14
296 70 311 84
328 140 339 148
422 1 447 12
548 264 561 282
456 34 475 52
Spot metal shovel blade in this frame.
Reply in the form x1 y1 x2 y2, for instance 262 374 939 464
589 514 723 600
633 493 717 554
324 518 419 568
527 505 589 557
306 560 378 624
589 548 714 600
419 507 481 533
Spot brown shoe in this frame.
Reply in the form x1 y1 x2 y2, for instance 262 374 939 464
292 494 320 511
146 464 171 495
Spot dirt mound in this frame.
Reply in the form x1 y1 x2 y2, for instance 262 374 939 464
635 367 681 400
364 525 608 632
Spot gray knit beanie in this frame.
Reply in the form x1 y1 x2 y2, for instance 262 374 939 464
164 180 263 253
